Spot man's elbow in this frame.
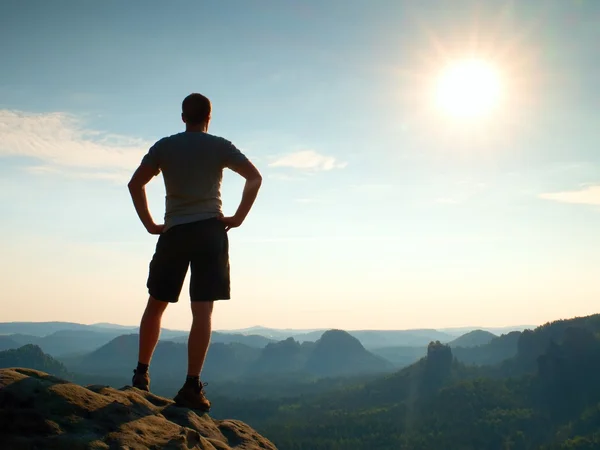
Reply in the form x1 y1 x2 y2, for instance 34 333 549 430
127 180 143 192
251 172 263 188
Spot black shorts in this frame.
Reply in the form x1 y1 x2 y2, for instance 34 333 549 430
147 218 230 302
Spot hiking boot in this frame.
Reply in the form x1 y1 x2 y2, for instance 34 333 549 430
174 382 211 412
132 369 150 391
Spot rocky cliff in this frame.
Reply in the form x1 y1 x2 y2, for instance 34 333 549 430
0 368 277 449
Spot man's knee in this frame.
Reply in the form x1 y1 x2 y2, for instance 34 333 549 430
191 301 214 317
145 296 169 315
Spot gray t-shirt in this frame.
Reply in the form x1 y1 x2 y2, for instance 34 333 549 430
141 131 248 231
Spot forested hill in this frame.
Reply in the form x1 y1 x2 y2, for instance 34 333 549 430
211 314 600 450
0 344 70 379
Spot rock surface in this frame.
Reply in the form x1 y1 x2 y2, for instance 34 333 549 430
0 368 277 450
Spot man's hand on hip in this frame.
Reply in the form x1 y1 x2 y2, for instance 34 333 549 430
147 223 165 235
219 215 243 232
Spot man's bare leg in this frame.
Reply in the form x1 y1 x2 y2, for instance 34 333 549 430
187 301 214 376
173 301 214 410
138 296 169 365
132 296 168 391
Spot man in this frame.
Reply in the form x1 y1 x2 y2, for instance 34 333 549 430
127 93 262 411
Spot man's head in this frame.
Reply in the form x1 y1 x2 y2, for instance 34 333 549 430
182 93 211 129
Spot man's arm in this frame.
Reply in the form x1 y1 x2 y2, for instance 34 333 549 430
220 159 262 231
127 164 163 235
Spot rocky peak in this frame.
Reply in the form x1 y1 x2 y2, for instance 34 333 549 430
0 368 277 449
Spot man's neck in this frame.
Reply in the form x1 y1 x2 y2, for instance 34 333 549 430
185 123 208 133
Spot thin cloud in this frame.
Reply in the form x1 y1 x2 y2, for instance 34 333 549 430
269 150 346 171
267 173 305 181
540 185 600 206
25 165 127 182
0 109 150 181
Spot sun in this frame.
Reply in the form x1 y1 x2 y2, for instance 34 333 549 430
434 59 502 119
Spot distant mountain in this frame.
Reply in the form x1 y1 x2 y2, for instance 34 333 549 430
290 330 327 342
203 342 261 381
0 335 19 352
0 344 70 378
0 322 188 341
50 323 544 387
65 333 144 377
6 333 41 347
168 331 275 348
371 329 525 369
45 329 127 356
452 331 521 366
0 322 94 336
220 327 456 348
0 325 190 358
8 329 125 357
2 321 537 351
348 329 455 348
62 334 260 387
439 325 537 337
220 326 322 341
90 322 137 330
246 338 313 376
245 331 394 378
305 330 394 377
61 329 395 388
371 329 509 369
448 330 497 348
365 330 517 370
371 346 427 368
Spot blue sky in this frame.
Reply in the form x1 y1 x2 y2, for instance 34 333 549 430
1 0 598 331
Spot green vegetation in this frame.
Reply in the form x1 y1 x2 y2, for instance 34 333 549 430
208 315 600 450
2 315 600 449
0 344 71 379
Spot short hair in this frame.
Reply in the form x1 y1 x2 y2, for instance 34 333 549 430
182 93 211 125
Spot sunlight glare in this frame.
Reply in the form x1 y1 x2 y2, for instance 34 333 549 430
435 59 502 119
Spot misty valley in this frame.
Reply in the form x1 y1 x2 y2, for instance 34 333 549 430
2 315 600 449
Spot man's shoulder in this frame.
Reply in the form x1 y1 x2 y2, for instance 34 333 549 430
202 132 234 147
157 132 185 144
160 132 233 147
150 133 179 150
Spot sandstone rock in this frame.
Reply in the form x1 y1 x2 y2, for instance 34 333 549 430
0 368 277 450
